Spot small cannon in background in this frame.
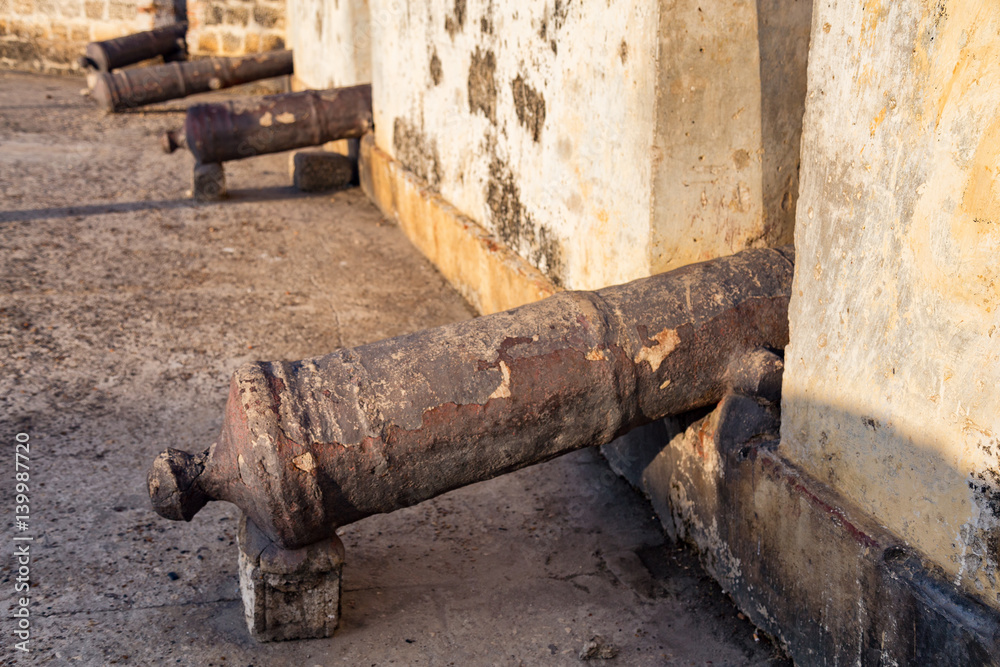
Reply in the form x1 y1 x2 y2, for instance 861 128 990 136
146 246 794 640
160 84 372 200
79 22 188 73
93 50 295 113
79 23 187 89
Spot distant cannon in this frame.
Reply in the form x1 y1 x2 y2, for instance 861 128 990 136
161 85 372 200
93 50 295 113
79 23 187 73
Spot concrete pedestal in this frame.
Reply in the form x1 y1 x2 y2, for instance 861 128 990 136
237 515 345 642
291 150 355 192
193 162 227 201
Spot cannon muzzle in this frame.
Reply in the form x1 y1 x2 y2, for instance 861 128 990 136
148 246 794 550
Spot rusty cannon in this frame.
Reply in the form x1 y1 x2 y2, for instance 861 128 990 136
146 246 794 640
92 49 294 114
79 22 187 73
159 84 372 200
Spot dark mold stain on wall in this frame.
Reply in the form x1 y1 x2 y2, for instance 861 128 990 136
536 1 571 54
445 0 467 38
429 49 443 86
468 47 497 123
969 465 1000 519
511 75 546 143
548 0 572 53
487 157 564 286
480 0 495 34
965 439 1000 586
552 0 571 31
393 117 443 189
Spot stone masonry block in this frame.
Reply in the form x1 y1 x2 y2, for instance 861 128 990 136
224 6 248 26
221 30 242 54
259 32 282 51
292 150 355 192
9 19 44 38
192 162 226 201
204 3 221 24
35 0 55 17
237 515 345 642
196 30 220 54
90 24 126 41
59 0 82 17
83 0 102 19
252 4 279 29
108 0 136 20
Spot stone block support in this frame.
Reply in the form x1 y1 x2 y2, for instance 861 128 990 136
237 515 345 642
192 162 226 201
291 150 354 192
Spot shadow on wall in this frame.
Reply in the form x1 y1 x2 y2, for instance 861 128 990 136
780 398 1000 605
756 0 812 246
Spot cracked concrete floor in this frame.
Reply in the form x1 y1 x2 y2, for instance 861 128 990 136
0 71 790 666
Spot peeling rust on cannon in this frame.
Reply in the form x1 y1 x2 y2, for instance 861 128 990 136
148 246 795 550
80 22 188 73
93 50 294 113
160 85 372 164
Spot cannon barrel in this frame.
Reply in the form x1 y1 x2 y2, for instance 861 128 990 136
162 85 372 164
81 22 187 72
93 50 294 113
147 246 794 550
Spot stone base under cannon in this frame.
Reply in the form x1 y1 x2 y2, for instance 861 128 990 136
238 516 345 642
188 150 355 202
192 163 227 201
290 150 355 193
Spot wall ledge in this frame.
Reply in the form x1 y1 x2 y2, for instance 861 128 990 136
358 133 559 315
604 393 1000 665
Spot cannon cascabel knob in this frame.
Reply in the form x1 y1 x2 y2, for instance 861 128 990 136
148 448 210 521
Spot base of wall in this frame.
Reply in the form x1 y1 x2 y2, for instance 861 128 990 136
358 133 559 315
604 392 1000 666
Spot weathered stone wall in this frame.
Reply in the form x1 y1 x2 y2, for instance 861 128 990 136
369 0 658 290
286 0 368 89
781 0 1000 609
186 0 286 57
0 0 285 72
367 0 809 291
650 0 810 273
0 0 166 72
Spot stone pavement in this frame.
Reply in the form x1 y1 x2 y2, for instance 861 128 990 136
0 70 789 666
